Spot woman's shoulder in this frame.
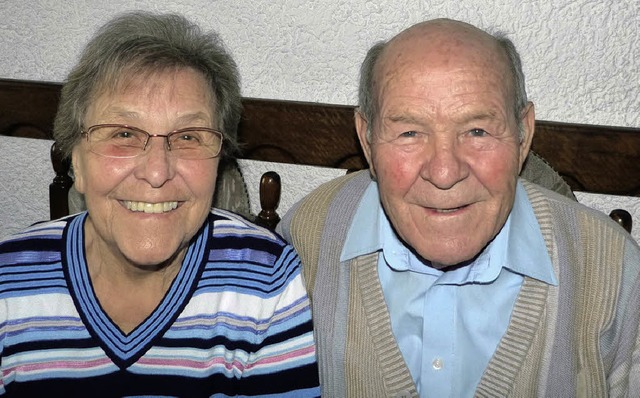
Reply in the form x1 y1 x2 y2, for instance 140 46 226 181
205 209 303 291
0 215 76 248
210 208 285 242
209 208 296 262
0 216 76 298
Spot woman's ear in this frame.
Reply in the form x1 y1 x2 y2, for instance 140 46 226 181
71 146 86 194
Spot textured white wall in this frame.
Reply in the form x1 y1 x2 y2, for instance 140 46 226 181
1 0 639 240
0 136 54 239
2 0 638 127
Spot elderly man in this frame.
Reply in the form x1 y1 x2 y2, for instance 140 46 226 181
279 18 640 397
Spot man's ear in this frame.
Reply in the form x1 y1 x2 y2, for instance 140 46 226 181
71 146 86 194
354 110 376 178
518 101 535 173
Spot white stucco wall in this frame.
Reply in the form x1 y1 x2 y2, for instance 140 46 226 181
2 0 639 127
1 0 639 240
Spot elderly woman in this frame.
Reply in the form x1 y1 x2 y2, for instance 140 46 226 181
0 11 319 397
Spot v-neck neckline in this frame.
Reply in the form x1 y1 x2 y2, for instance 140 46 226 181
63 212 210 368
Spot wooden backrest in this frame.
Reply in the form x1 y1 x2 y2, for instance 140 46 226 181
1 78 638 233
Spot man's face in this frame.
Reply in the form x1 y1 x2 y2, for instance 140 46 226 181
357 25 534 268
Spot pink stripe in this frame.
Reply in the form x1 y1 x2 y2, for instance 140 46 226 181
4 357 112 374
138 345 316 371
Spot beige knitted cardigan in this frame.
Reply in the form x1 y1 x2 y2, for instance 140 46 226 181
279 171 640 398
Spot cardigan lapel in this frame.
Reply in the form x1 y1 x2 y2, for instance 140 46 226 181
352 252 419 397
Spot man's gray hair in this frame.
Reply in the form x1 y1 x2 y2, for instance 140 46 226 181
53 11 242 158
357 30 528 141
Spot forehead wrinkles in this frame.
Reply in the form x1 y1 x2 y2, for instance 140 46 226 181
374 35 515 120
87 69 216 129
94 68 214 108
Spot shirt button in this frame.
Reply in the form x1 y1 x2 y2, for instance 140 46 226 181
432 357 444 370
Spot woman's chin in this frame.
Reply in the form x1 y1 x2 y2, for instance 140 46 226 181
117 238 187 270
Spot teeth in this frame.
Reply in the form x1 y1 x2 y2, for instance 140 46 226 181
125 201 178 213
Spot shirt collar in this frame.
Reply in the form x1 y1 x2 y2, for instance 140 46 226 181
340 182 383 261
340 180 557 286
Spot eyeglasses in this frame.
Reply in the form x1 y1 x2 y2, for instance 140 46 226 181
81 124 224 160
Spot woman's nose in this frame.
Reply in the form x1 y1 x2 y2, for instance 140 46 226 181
134 136 176 187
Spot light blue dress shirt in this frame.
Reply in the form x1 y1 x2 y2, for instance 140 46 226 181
340 181 557 397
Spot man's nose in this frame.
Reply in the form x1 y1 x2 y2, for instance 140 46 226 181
420 140 469 189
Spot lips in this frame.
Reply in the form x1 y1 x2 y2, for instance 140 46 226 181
434 207 462 213
423 202 469 212
124 200 178 213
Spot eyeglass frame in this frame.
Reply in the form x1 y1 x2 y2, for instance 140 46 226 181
80 123 225 159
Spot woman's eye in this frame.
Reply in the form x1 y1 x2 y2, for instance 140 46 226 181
175 133 201 143
115 131 134 138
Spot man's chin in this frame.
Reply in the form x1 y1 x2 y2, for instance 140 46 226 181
412 244 482 271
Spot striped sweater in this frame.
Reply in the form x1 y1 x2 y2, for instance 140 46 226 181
0 209 320 397
279 170 640 397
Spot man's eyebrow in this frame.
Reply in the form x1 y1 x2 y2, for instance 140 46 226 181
455 109 500 123
385 110 500 125
385 114 425 124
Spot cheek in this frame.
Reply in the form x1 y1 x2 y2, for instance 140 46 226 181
472 151 520 192
77 156 133 196
182 161 218 201
372 148 421 197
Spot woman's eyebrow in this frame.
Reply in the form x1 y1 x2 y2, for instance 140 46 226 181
97 108 211 126
174 112 212 125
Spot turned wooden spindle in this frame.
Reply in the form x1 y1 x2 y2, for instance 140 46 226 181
609 209 633 234
49 142 73 220
257 171 281 230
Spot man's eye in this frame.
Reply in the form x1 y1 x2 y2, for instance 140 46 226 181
400 130 418 138
468 128 488 137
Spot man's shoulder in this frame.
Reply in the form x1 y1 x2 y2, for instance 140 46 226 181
290 170 371 217
278 171 372 289
522 179 619 226
280 170 372 243
523 179 638 254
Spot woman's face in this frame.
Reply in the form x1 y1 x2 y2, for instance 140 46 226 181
72 68 219 269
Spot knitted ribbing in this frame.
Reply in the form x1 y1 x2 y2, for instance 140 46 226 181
475 181 555 396
349 253 419 397
287 173 355 295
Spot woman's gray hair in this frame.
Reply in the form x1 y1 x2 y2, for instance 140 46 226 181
357 31 528 141
53 11 242 158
